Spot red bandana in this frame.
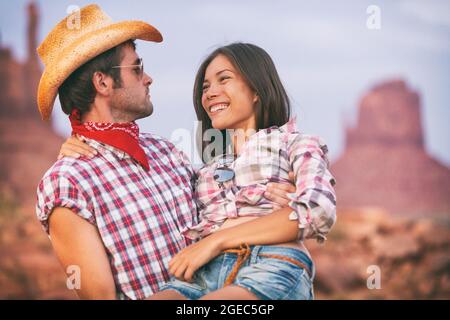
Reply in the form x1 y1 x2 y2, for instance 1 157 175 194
69 110 149 171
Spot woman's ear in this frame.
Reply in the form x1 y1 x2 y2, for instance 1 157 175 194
253 93 259 104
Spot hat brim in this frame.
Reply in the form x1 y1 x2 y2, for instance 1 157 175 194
37 20 163 120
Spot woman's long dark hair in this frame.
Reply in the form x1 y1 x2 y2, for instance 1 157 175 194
193 42 291 163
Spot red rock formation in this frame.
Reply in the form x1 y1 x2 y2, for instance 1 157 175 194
23 2 42 111
0 1 59 205
307 208 450 299
0 1 44 120
0 2 70 299
332 79 450 215
0 47 27 113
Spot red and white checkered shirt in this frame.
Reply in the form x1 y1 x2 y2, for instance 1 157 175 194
36 133 197 300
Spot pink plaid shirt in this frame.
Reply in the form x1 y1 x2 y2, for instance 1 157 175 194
36 133 197 300
182 118 337 243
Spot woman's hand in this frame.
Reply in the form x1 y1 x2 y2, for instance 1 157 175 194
264 172 296 207
58 135 97 160
168 234 223 283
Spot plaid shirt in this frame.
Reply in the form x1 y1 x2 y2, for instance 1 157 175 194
36 133 197 300
183 118 337 243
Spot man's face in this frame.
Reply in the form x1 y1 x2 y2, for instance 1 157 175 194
110 45 153 121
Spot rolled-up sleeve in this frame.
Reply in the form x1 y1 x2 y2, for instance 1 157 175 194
287 134 337 243
36 172 95 235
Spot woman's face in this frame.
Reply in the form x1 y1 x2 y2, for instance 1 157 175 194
201 54 258 131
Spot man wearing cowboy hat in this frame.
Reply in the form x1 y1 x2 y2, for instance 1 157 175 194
35 4 299 300
35 4 199 300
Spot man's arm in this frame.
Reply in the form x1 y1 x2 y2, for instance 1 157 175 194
49 207 116 299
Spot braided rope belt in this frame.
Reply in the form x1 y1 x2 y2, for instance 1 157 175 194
222 243 312 287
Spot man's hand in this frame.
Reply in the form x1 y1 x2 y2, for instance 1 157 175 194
264 172 296 207
168 234 223 283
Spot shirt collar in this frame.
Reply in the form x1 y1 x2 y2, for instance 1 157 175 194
265 116 298 134
224 116 299 157
245 116 298 141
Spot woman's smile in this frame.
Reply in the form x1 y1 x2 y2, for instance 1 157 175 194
208 102 230 115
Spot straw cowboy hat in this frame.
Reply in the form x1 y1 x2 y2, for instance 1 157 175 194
36 4 163 120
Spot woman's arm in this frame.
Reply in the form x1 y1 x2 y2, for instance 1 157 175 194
287 134 337 242
169 205 301 282
212 206 300 249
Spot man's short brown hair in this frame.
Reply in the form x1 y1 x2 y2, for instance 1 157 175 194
58 40 136 116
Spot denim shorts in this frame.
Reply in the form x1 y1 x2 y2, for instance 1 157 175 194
159 245 315 300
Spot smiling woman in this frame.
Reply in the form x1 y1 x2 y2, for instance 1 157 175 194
151 42 337 300
193 43 291 162
201 54 258 136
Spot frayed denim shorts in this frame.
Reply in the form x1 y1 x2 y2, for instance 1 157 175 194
159 245 315 300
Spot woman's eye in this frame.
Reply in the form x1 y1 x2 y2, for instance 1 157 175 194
220 76 230 82
202 84 209 91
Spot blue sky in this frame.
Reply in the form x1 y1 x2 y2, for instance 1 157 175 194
1 0 449 166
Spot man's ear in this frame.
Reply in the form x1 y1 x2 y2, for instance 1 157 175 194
92 71 113 96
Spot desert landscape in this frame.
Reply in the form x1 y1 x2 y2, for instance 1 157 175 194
0 2 449 299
